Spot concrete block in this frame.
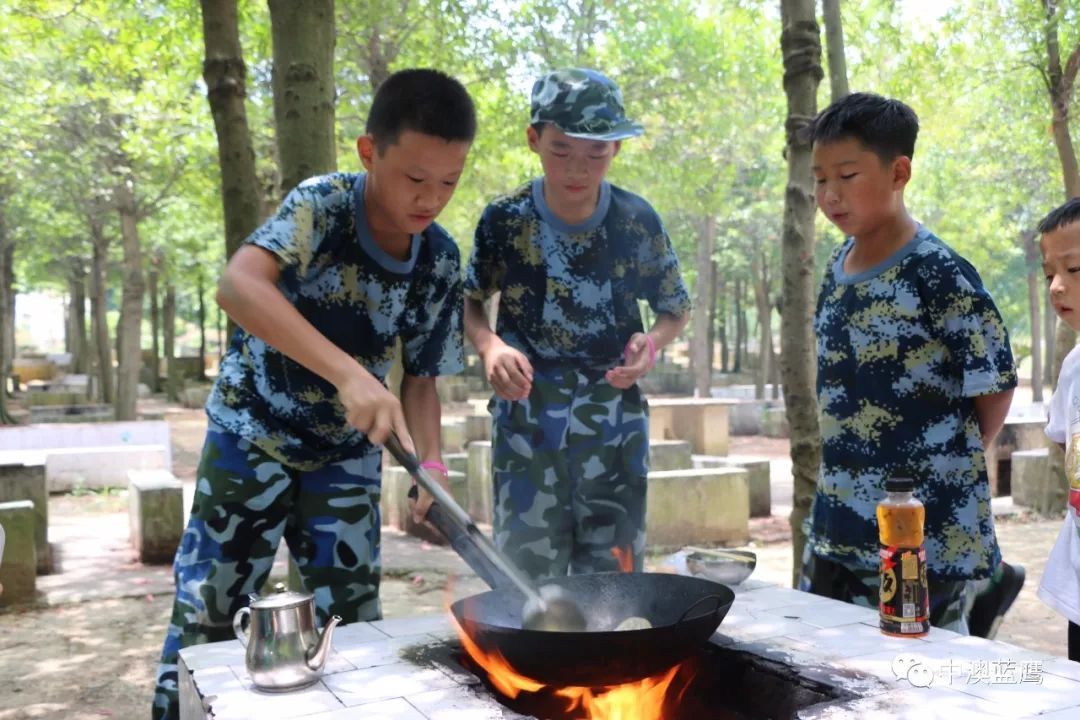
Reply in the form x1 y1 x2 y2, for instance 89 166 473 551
647 398 734 455
467 441 493 525
0 500 36 605
762 407 790 439
0 420 173 468
181 386 211 409
441 417 467 453
128 469 184 564
694 454 772 517
646 467 749 547
24 391 84 407
0 463 50 573
444 453 468 477
728 400 769 436
988 418 1050 497
649 440 692 472
464 414 491 443
44 444 170 492
29 404 114 423
1010 448 1063 515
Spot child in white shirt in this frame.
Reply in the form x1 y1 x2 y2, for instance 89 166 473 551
1037 196 1080 661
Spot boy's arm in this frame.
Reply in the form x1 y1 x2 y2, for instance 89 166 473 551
606 311 690 389
400 374 452 522
217 245 414 451
974 388 1014 449
465 296 533 401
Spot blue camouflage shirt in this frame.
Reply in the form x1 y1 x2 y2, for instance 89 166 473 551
810 225 1016 581
464 179 690 366
206 172 464 470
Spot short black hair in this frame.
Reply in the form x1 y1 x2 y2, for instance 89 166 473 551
1038 197 1080 234
807 92 919 162
366 69 476 152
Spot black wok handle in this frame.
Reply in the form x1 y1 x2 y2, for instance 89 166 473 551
677 593 729 623
407 485 507 589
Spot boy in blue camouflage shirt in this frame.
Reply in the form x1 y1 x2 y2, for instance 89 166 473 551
800 92 1018 633
464 69 691 580
152 69 475 719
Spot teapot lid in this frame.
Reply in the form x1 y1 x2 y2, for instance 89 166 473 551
249 583 313 610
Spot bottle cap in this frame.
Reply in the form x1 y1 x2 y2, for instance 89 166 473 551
885 477 915 492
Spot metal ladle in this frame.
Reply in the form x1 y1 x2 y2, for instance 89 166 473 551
385 433 587 633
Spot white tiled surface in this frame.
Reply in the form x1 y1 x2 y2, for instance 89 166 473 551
179 583 1080 719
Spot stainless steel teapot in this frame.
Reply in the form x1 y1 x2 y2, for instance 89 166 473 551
232 583 342 692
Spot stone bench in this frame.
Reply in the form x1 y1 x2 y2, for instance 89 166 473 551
464 413 491 443
694 454 772 517
987 417 1048 497
1010 448 1065 515
647 467 749 547
649 440 692 472
0 463 50 573
41 445 170 492
0 420 173 468
440 417 467 453
128 469 184 564
762 407 790 439
0 500 36 606
467 441 493 525
29 403 114 423
647 397 735 455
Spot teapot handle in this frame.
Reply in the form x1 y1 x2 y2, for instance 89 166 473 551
232 606 251 648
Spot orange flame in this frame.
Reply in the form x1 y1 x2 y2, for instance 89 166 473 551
452 615 685 719
611 546 634 573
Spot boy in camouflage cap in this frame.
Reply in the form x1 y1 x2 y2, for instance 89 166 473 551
152 69 475 719
464 68 691 579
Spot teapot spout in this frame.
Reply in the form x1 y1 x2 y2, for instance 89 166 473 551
306 614 342 673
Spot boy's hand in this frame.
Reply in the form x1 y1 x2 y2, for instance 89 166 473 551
408 468 453 525
605 333 651 389
336 368 415 451
483 340 534 401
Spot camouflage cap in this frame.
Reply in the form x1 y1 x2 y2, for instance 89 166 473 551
530 68 644 141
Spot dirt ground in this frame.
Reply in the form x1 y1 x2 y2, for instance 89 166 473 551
0 403 1069 719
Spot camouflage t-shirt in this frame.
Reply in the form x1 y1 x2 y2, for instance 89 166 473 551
464 179 690 366
810 225 1016 581
206 172 464 470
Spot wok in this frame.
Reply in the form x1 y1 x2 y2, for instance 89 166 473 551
451 572 734 687
389 439 734 686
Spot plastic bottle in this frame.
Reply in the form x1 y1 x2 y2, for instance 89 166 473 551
877 477 930 637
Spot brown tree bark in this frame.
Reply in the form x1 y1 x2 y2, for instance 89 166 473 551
268 0 337 196
197 269 208 381
163 283 179 402
67 262 89 376
1022 230 1044 402
148 256 160 393
752 248 772 401
733 278 744 373
114 178 145 421
780 0 824 586
89 218 113 404
0 189 16 424
716 270 728 373
692 216 716 397
822 0 849 101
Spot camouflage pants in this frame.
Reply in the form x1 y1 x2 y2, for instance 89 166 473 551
152 427 382 720
490 368 649 580
799 547 970 634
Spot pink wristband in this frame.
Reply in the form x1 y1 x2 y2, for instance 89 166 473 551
624 335 657 370
420 461 448 475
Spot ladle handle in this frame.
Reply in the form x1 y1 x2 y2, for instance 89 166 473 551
386 433 545 605
407 486 506 589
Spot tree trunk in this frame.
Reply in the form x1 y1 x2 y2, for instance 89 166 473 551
780 0 824 587
197 269 208 381
163 283 179 402
0 196 15 424
1021 230 1044 402
692 216 716 397
1046 288 1057 387
752 248 771 401
148 260 160 392
89 220 113 404
707 259 717 376
114 180 145 421
733 278 744 374
717 272 728 373
268 0 337 196
822 0 849 100
67 265 89 375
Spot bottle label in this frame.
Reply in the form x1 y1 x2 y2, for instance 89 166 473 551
879 545 929 636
